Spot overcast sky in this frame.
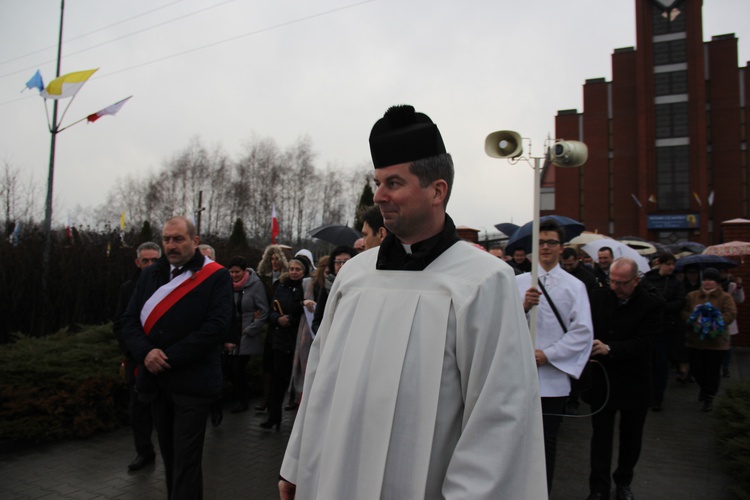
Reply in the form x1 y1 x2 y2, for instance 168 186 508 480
2 0 749 237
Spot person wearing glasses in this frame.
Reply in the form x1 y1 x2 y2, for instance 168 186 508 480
516 219 593 496
584 258 664 500
311 246 358 334
113 241 161 472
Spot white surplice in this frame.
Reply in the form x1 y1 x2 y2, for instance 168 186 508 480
516 264 594 397
281 241 547 499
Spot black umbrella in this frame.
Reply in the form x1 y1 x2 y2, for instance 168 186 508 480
505 215 585 254
493 223 520 238
309 224 362 247
674 254 738 271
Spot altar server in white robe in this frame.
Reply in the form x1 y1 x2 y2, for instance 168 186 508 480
517 219 593 496
279 104 547 500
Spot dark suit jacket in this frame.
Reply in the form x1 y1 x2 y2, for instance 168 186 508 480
584 284 664 409
122 249 233 400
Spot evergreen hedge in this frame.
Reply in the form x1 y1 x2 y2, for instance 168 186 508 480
715 382 750 498
0 324 129 445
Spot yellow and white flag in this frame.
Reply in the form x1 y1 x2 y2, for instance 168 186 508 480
40 69 98 100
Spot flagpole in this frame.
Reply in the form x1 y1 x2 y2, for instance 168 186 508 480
40 0 65 335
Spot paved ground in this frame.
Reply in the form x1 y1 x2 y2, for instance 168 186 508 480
1 348 747 499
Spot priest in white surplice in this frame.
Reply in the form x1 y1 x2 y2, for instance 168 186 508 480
279 105 547 499
516 218 593 496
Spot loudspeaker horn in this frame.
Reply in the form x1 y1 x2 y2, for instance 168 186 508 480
549 140 588 168
485 130 523 159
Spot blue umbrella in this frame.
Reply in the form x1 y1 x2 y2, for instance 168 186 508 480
493 222 520 238
505 215 585 254
674 254 737 270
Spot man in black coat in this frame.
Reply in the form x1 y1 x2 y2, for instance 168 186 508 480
122 216 233 500
113 241 161 471
583 258 664 500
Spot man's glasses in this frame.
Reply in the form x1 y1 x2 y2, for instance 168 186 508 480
610 276 637 287
538 240 561 248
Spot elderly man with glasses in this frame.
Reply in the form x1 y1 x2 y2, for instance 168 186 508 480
584 258 664 500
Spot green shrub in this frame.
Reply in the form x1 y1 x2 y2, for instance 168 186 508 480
0 324 129 444
715 382 750 499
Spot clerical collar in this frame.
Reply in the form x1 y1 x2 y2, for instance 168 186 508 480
376 214 460 271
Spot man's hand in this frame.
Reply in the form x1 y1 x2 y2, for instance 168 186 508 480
224 343 237 351
591 339 610 357
144 348 171 374
279 479 296 500
535 349 548 367
303 299 316 312
523 287 541 312
278 315 290 327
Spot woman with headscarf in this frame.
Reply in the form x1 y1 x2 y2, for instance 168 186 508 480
683 267 737 412
255 245 289 412
288 255 329 411
312 246 358 334
261 257 308 430
224 256 269 413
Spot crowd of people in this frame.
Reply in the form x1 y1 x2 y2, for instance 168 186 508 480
492 230 743 499
111 104 744 500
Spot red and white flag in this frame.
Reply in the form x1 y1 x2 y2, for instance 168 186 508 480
87 96 132 123
271 203 279 244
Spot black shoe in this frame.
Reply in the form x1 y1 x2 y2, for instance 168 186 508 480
211 408 223 427
723 368 731 378
616 484 634 500
586 492 609 500
230 402 249 414
259 419 281 432
702 399 714 412
127 454 155 471
651 403 662 412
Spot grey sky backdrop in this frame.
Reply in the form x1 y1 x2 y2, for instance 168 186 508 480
1 0 749 237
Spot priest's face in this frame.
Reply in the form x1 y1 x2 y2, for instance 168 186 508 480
373 162 439 244
162 219 199 268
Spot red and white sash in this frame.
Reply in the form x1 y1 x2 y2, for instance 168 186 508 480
140 257 223 335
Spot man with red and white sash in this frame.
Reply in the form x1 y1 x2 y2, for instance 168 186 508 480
122 216 232 500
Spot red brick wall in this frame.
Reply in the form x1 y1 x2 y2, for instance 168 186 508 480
582 81 611 234
707 38 743 241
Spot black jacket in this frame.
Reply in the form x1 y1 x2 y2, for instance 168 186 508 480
643 269 686 336
583 283 664 409
121 250 233 399
269 277 304 353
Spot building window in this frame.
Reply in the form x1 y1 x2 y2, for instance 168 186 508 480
656 146 690 210
653 39 687 65
655 71 688 96
652 4 686 35
655 102 689 138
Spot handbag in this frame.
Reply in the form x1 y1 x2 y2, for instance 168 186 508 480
538 281 593 393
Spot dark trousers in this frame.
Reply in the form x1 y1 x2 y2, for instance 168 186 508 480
688 348 725 399
228 354 250 403
589 404 648 494
131 385 154 456
151 390 212 500
541 396 566 496
652 335 670 406
268 350 294 423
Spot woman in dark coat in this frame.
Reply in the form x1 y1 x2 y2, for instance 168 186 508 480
255 245 289 412
261 257 308 430
311 246 358 334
